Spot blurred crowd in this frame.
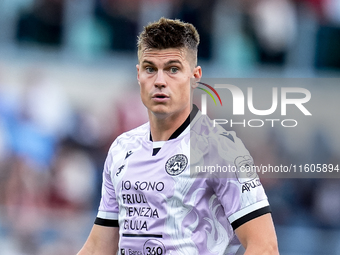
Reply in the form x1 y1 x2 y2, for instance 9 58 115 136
0 0 338 68
0 0 339 254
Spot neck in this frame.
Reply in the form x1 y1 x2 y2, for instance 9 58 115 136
149 107 190 142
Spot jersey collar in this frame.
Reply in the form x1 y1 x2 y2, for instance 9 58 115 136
149 104 199 141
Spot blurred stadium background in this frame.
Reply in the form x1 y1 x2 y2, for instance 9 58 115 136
0 0 339 254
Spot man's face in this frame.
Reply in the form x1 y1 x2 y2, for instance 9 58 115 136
136 47 201 119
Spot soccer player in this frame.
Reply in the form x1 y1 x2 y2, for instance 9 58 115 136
77 18 279 255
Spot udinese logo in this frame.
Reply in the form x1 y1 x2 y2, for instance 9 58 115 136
165 154 188 176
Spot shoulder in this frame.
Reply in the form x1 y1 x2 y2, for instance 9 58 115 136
108 122 149 155
191 113 250 158
102 122 149 173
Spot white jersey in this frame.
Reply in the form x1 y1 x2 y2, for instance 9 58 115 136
95 105 270 255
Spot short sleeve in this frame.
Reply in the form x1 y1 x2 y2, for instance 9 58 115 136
94 147 119 227
212 152 271 230
210 130 271 231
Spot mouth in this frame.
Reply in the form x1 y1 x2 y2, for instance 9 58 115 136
152 93 169 102
152 93 169 99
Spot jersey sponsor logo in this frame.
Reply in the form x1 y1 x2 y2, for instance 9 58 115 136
117 151 133 176
116 164 125 176
234 155 258 183
127 249 143 255
241 178 262 193
125 150 133 159
220 131 235 142
143 239 166 255
165 154 188 176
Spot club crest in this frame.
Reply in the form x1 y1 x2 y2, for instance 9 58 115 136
165 154 188 176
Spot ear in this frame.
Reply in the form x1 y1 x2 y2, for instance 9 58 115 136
136 64 140 85
191 66 202 89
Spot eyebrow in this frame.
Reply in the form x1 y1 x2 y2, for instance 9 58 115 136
164 60 183 67
141 60 155 67
141 60 183 68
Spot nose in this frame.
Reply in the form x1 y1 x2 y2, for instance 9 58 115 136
154 70 166 88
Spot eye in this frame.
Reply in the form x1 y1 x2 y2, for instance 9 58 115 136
145 66 155 73
170 67 179 74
